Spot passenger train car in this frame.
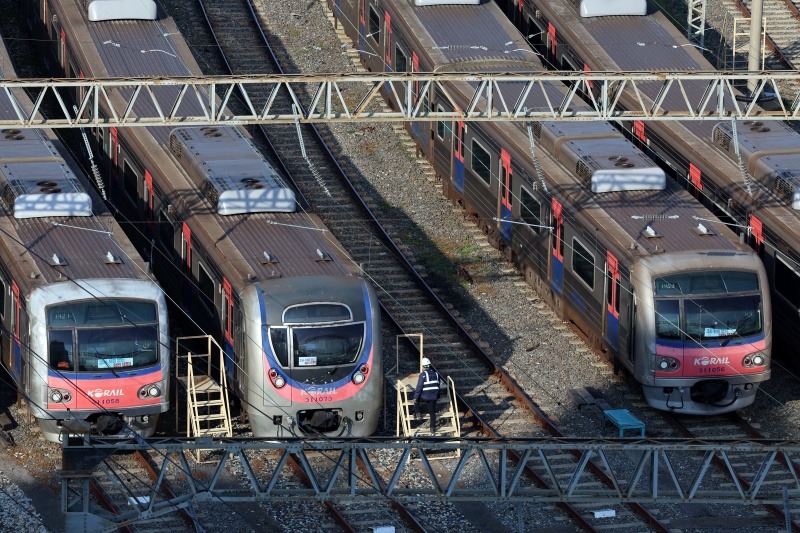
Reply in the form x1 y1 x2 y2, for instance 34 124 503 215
27 0 382 437
494 0 800 361
332 0 772 413
0 28 169 442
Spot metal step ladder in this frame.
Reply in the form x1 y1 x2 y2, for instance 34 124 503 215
393 335 460 459
175 335 232 461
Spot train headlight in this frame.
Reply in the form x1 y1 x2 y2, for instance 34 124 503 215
352 371 365 384
138 383 162 398
49 389 72 404
743 351 767 367
656 356 680 372
269 368 286 388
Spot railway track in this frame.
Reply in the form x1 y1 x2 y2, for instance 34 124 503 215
729 0 800 69
576 384 800 529
89 450 197 532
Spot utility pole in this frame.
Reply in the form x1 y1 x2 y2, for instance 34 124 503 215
748 0 763 93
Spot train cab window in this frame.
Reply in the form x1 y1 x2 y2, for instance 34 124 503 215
368 6 380 41
436 105 448 139
572 238 595 289
269 327 290 367
655 300 681 339
49 330 73 371
471 139 492 185
47 300 159 372
520 187 541 231
198 263 215 309
775 256 800 308
123 161 138 204
395 45 408 72
292 323 364 367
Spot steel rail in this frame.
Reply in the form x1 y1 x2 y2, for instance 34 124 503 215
669 413 800 531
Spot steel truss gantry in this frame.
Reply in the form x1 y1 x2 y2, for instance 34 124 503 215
62 437 800 531
3 71 800 128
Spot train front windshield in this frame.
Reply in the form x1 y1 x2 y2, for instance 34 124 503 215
47 300 160 372
270 303 365 368
654 271 763 341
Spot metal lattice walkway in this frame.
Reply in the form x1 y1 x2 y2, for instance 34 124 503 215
4 71 800 127
62 437 800 531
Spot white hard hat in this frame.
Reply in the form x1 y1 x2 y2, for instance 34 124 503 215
421 357 431 367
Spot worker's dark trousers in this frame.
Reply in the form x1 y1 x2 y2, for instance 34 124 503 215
421 399 437 433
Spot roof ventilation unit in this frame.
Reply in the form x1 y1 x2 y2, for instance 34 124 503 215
86 0 157 21
580 0 647 17
169 127 296 215
0 136 91 219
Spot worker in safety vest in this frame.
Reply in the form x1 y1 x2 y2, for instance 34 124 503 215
413 358 442 434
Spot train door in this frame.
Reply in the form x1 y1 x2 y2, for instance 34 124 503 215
10 281 22 384
181 223 193 316
498 149 512 242
546 22 557 66
222 278 235 378
550 198 564 296
359 0 366 52
109 127 119 203
382 12 392 97
453 121 465 194
604 252 620 352
144 170 154 241
411 52 429 152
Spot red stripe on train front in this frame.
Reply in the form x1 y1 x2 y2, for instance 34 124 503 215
46 374 163 410
267 346 374 403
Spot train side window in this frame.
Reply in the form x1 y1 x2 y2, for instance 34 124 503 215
572 238 594 289
198 263 215 309
0 281 5 319
471 139 492 185
775 256 800 308
520 187 541 232
395 44 407 72
368 6 380 40
122 160 138 204
158 210 173 251
436 105 447 139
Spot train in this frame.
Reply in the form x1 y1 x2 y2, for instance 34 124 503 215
26 0 383 437
0 28 170 442
491 0 800 360
330 0 772 413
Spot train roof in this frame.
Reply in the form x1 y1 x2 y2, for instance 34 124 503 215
388 0 537 69
53 0 357 290
0 32 146 288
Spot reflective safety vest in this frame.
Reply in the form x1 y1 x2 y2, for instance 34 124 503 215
420 369 440 399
